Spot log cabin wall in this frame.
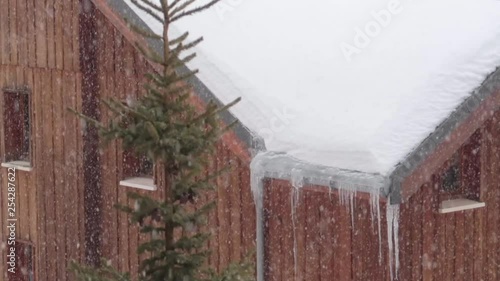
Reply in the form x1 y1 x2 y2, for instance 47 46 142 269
93 7 256 279
0 0 85 281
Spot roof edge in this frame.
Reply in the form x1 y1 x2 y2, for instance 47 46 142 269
389 66 500 204
251 151 389 197
93 0 265 156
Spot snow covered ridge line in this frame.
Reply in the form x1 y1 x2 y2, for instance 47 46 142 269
340 0 408 62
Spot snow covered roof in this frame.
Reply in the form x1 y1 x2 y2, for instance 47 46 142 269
112 0 500 193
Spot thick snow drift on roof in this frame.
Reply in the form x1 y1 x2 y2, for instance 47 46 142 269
124 0 500 175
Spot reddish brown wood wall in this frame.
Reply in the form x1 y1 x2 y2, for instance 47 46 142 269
264 179 390 281
397 111 500 281
264 112 500 281
2 0 497 280
93 9 256 277
0 65 85 281
0 0 89 280
1 0 255 279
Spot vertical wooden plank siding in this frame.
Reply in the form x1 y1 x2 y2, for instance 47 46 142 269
483 119 498 281
54 0 64 69
35 0 47 67
27 0 37 67
318 192 334 281
79 1 103 266
421 182 434 281
17 0 28 66
2 0 85 279
62 0 74 70
72 0 81 71
0 0 8 64
264 180 388 281
114 32 129 273
89 7 257 278
217 144 230 271
280 181 295 281
264 179 280 281
229 153 242 263
46 0 55 68
263 112 499 280
240 163 256 258
53 70 67 281
493 111 500 281
9 0 18 65
1 64 10 279
0 167 6 280
0 0 84 281
1 0 498 280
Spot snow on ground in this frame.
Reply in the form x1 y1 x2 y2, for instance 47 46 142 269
124 0 500 175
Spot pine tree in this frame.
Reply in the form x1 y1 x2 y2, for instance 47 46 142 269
70 0 254 280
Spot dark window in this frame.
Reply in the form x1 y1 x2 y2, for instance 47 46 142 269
123 149 154 179
460 129 481 201
119 100 153 179
439 129 481 201
8 241 35 281
3 88 31 163
442 156 460 193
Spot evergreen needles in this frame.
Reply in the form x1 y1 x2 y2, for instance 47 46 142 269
70 0 254 280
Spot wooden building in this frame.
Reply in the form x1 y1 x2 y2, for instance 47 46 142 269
1 0 500 281
260 90 500 280
0 0 256 280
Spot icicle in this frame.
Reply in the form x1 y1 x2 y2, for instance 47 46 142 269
387 204 400 281
349 189 355 229
328 177 333 201
387 206 394 281
249 151 389 281
393 205 400 276
337 182 357 229
369 188 383 264
370 191 375 230
290 168 305 278
338 182 354 207
290 168 304 188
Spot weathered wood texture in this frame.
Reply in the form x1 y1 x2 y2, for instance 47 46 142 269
0 0 80 70
0 0 85 280
397 112 500 281
1 1 254 279
2 0 499 280
263 179 389 281
264 112 499 281
92 9 257 276
0 66 85 281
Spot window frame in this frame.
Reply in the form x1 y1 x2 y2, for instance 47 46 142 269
7 240 36 281
438 129 484 213
1 87 33 171
119 147 156 191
